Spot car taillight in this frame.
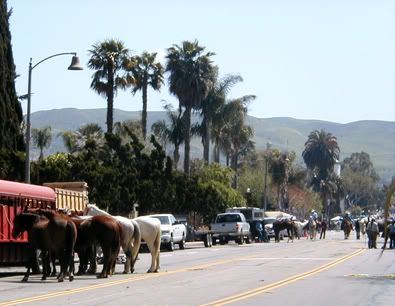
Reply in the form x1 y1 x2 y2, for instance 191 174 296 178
235 224 240 231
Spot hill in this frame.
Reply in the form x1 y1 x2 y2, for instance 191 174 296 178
30 108 395 183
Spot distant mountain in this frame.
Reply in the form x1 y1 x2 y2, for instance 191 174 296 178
30 108 395 183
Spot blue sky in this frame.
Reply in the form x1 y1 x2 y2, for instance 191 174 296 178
8 0 395 124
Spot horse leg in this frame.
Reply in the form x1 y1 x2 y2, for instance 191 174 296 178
123 245 132 274
98 246 110 278
87 245 97 274
146 242 157 273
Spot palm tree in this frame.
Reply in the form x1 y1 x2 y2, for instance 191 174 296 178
212 95 255 165
88 39 131 134
303 129 340 217
128 52 164 140
151 104 185 169
59 123 104 153
166 40 216 175
198 73 243 163
31 126 52 161
302 129 340 181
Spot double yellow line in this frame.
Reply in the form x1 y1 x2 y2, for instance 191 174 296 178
0 249 364 306
200 248 365 306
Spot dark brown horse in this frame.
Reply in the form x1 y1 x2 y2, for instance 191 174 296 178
12 212 76 282
71 216 97 275
272 219 296 242
77 215 121 278
341 219 353 239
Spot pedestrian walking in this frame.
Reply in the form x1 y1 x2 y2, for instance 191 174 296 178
355 219 360 240
366 218 379 249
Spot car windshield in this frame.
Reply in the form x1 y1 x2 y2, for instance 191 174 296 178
151 216 170 225
217 214 242 223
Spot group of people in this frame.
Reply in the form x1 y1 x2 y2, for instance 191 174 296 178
310 209 395 249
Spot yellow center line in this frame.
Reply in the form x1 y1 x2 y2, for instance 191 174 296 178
199 248 365 306
0 256 256 306
0 249 365 306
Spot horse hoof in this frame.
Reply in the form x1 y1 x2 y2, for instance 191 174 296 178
41 276 46 281
69 275 74 282
97 274 107 279
122 270 128 274
22 277 28 282
58 278 64 283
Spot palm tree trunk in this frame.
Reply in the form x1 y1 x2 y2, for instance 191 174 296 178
174 144 180 169
203 118 210 163
107 97 113 134
107 70 114 134
184 105 192 175
142 83 148 140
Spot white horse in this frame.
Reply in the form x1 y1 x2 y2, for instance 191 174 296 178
134 216 161 273
84 204 141 274
293 220 308 239
84 204 161 273
308 217 317 240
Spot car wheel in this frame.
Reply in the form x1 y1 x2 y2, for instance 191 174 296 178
237 234 244 245
179 234 185 250
246 234 252 244
167 238 174 251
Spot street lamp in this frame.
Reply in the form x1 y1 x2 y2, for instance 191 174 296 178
25 52 83 183
263 142 271 211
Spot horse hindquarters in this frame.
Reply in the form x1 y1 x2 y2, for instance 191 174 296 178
130 220 141 273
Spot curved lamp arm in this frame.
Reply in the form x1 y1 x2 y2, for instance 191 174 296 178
31 52 77 70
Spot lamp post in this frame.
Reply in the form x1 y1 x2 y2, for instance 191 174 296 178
263 142 271 211
25 52 83 183
246 188 252 207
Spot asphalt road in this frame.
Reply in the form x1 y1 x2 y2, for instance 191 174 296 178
0 231 393 306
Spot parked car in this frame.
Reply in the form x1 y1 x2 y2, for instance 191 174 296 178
147 214 186 251
210 212 252 245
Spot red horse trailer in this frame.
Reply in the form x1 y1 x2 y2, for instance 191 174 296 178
0 179 56 266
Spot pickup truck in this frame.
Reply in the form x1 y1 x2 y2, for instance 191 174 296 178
210 212 252 245
147 214 187 251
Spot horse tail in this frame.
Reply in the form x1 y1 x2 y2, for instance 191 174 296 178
65 221 77 274
130 221 141 271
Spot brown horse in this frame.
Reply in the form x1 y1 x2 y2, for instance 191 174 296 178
12 212 76 282
341 219 353 239
71 216 97 275
77 215 121 278
272 219 296 242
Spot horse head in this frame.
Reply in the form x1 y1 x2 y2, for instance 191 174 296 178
12 213 40 239
84 203 109 216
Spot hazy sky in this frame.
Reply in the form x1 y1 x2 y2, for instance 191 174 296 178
8 0 395 124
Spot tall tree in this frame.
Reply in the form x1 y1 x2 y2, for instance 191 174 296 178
0 2 24 151
342 152 380 209
128 52 164 140
302 129 340 217
31 126 52 161
302 129 340 181
88 39 130 134
212 96 255 167
166 40 216 175
198 73 243 163
151 103 186 169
